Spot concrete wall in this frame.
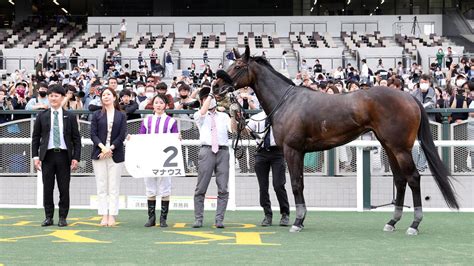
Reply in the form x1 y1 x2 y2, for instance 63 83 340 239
88 15 444 37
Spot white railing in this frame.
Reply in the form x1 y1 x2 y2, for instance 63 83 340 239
0 138 473 212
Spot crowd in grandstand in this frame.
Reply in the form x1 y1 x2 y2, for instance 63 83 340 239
2 49 474 125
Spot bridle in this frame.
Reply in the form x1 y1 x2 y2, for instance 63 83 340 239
227 58 295 157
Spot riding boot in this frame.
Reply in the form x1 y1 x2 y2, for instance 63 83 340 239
160 200 169 228
144 200 156 227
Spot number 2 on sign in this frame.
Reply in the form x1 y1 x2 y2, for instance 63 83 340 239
163 146 178 167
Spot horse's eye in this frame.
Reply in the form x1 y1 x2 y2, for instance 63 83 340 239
235 66 241 70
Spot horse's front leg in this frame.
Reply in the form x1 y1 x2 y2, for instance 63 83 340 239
284 146 306 232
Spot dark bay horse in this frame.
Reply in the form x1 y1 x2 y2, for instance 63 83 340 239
219 46 458 235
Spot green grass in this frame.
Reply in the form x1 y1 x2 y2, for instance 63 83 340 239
0 209 473 265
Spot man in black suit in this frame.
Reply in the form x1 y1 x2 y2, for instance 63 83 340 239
32 84 81 227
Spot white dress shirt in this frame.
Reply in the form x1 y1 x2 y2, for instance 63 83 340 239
246 111 277 146
47 107 67 150
193 110 231 146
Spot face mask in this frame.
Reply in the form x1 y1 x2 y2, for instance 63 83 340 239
180 94 188 99
38 91 47 97
209 98 217 109
145 92 155 99
137 86 145 94
420 83 429 91
456 79 466 87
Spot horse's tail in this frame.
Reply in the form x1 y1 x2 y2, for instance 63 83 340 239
415 98 459 209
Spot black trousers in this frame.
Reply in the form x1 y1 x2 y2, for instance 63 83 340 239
42 149 71 218
254 148 290 216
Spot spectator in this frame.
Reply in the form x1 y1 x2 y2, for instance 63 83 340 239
47 53 56 70
333 66 345 80
445 47 454 69
84 80 102 113
139 85 156 111
313 59 322 74
154 59 165 77
0 88 13 124
334 80 345 93
119 89 140 120
69 47 80 70
149 49 158 71
226 50 235 65
11 81 30 120
165 51 174 77
281 51 288 70
200 65 213 81
120 18 127 41
468 62 474 81
376 58 385 70
138 51 145 68
450 79 472 172
397 61 404 76
58 48 68 70
360 59 369 83
203 49 209 64
292 72 303 86
135 81 147 104
104 56 114 75
35 54 44 76
174 83 198 112
387 77 403 91
348 81 360 92
63 85 83 111
300 59 309 73
108 77 118 91
326 85 340 94
154 82 175 110
25 83 49 111
436 48 445 68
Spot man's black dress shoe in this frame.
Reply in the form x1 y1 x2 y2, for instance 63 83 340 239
41 217 54 227
58 217 68 227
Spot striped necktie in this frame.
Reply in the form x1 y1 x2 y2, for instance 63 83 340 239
53 110 60 148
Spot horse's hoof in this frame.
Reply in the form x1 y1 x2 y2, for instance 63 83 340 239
406 227 418 236
289 225 303 233
383 224 395 232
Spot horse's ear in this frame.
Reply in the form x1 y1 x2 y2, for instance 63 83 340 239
233 47 241 59
243 45 250 61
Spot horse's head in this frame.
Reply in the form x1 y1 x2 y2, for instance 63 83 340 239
225 46 255 89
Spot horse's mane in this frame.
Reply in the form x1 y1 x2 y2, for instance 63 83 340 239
253 56 295 86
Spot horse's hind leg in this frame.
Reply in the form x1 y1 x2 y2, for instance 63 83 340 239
407 169 423 235
383 148 408 232
393 150 423 235
283 146 306 233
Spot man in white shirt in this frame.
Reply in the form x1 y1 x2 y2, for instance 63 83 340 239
192 87 231 229
31 84 81 227
361 59 369 84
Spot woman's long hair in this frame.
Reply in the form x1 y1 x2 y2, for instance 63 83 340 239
100 87 121 113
